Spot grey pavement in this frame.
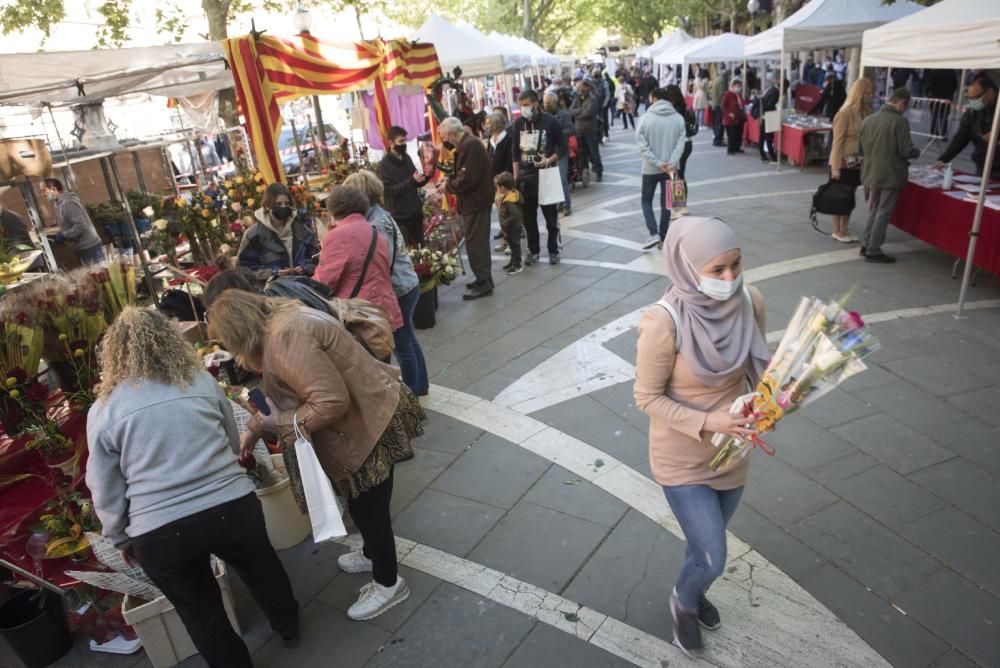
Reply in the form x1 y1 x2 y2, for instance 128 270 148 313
10 119 1000 668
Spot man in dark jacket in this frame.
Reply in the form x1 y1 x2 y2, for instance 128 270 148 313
512 90 567 265
42 178 105 265
814 73 847 120
442 118 495 299
934 75 999 177
600 70 615 140
638 70 658 112
926 69 959 138
378 125 429 246
570 80 603 184
859 88 920 264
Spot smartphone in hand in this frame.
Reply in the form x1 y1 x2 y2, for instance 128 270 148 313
247 387 271 415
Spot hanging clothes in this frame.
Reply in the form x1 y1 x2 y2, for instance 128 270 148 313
360 87 426 150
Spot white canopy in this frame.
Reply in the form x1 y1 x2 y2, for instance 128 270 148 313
638 30 693 60
455 22 530 72
745 0 924 56
413 14 510 78
653 36 716 65
677 33 747 65
861 0 1000 69
488 32 560 69
0 42 227 107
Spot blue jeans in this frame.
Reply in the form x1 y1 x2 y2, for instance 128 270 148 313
393 286 428 395
558 153 571 209
663 484 744 610
78 244 107 265
641 173 670 240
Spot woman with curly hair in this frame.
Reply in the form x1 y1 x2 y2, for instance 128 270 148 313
207 290 426 622
86 307 300 666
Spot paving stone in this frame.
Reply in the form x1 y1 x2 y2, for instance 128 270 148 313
277 537 344 603
764 412 860 472
521 465 629 528
828 465 945 527
908 458 1000 533
928 649 980 668
800 387 878 428
414 412 486 455
252 599 388 666
921 418 1000 477
528 395 619 433
587 381 647 432
854 381 968 432
797 565 950 668
805 450 880 485
562 510 685 640
603 328 638 364
430 434 549 509
882 355 990 397
557 413 650 475
726 505 827 580
503 622 635 667
901 507 1000 598
317 565 442 634
838 362 899 393
468 500 610 592
895 568 1000 668
391 447 460 517
394 489 504 557
364 583 534 668
460 371 518 401
831 414 956 476
742 454 839 528
789 502 941 599
946 386 1000 427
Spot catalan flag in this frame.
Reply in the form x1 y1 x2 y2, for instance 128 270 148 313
224 33 441 184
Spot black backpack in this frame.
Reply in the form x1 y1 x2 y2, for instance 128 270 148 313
810 180 857 231
684 110 698 138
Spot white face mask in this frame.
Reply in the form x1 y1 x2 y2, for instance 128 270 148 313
521 106 535 120
698 273 743 301
966 97 985 112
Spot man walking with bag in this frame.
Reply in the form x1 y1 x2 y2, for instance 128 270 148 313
859 88 920 264
636 88 687 250
441 118 495 299
513 90 568 266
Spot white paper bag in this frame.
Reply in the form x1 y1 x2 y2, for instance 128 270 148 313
538 166 564 206
293 415 347 542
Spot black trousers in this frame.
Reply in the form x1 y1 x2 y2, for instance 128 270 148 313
601 106 611 138
395 213 424 247
519 172 560 255
678 140 692 181
712 105 725 143
618 109 634 129
726 123 744 154
578 130 603 176
346 467 398 587
759 131 777 162
132 493 299 668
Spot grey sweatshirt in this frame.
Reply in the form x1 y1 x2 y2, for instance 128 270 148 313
54 192 102 250
635 100 687 176
86 371 255 548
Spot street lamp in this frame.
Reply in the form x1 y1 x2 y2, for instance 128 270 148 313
293 5 329 173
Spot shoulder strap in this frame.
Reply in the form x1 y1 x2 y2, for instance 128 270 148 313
351 226 379 299
655 299 682 352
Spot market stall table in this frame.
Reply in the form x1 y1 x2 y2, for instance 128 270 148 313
891 177 1000 277
744 115 831 167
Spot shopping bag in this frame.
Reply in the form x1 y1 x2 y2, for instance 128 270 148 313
538 165 564 206
293 414 347 543
662 176 687 210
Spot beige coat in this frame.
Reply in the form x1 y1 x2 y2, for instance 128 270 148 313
249 305 401 482
829 106 863 171
634 287 766 489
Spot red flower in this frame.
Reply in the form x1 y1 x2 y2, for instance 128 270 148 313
207 364 220 378
26 382 49 403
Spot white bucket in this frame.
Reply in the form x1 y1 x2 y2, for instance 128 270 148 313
255 454 311 550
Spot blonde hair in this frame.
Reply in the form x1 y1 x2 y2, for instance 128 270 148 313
206 290 294 367
343 170 384 207
842 78 875 117
97 307 202 399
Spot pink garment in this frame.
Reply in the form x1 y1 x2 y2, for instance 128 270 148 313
361 89 427 150
314 213 404 330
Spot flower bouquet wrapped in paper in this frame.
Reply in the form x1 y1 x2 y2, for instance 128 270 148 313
709 293 880 470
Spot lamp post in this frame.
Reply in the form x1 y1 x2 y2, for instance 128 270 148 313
294 6 329 173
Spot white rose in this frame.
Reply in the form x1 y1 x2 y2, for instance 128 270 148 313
210 218 219 228
219 244 231 254
231 202 242 213
153 219 168 231
142 206 155 217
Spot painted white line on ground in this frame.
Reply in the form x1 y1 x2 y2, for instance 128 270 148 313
422 387 889 668
561 229 646 251
591 188 817 221
489 255 657 274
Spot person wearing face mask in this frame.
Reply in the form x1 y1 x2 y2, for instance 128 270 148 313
858 88 920 264
634 216 768 659
720 79 746 156
41 178 105 265
378 126 429 247
934 75 1000 178
543 92 575 216
570 80 603 184
512 90 568 266
237 182 319 281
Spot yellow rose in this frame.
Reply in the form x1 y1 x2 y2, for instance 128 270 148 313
247 198 255 208
202 195 213 205
227 189 236 198
175 197 186 208
58 333 69 342
201 208 211 218
8 389 19 399
223 181 233 189
73 348 86 358
256 184 265 193
4 377 16 388
236 176 245 185
153 219 168 231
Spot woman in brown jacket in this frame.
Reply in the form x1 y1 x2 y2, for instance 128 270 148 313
208 290 426 622
634 217 770 658
828 78 875 243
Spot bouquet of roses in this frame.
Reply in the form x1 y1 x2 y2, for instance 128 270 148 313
709 293 881 470
410 246 460 293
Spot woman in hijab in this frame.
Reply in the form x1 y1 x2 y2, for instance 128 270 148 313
633 217 769 658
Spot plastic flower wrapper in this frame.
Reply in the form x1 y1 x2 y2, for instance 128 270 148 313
709 293 880 471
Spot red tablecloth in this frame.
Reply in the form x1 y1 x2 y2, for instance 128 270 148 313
684 95 713 126
744 116 831 166
892 180 1000 276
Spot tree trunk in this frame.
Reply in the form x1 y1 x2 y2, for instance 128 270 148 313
202 0 239 128
523 0 531 38
730 11 737 34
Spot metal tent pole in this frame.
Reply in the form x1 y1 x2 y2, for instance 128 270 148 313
954 97 1000 319
776 47 785 172
103 155 159 306
16 179 58 272
44 104 78 190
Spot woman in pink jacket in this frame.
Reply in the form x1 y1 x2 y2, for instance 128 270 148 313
315 185 403 335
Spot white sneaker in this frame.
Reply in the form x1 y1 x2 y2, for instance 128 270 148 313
347 577 410 621
494 239 508 252
642 235 660 250
337 550 373 574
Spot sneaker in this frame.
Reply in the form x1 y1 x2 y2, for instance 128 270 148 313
504 246 512 256
698 594 721 630
504 264 523 275
494 239 508 252
642 235 660 250
865 252 896 264
501 261 513 272
463 285 494 300
493 230 503 240
563 207 572 217
347 578 410 621
337 550 373 574
524 253 538 266
670 588 703 658
280 630 301 649
596 173 603 183
549 253 560 265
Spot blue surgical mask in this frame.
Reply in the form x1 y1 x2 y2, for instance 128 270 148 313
967 97 985 112
699 273 743 301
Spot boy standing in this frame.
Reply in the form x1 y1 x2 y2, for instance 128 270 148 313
494 172 524 275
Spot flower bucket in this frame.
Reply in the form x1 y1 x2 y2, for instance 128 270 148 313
256 455 310 550
0 589 73 668
413 286 437 330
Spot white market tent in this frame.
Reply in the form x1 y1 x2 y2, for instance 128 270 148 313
653 36 716 66
488 32 560 69
455 22 530 72
745 0 924 56
638 29 693 60
413 14 509 78
677 33 747 65
862 0 1000 318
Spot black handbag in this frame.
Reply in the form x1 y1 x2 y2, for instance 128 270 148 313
810 179 857 233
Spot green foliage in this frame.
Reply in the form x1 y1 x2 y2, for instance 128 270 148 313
95 0 132 47
0 0 65 37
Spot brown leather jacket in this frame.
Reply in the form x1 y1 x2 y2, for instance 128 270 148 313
248 305 401 482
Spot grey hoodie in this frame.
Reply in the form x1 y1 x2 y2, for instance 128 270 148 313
635 100 687 175
54 192 102 250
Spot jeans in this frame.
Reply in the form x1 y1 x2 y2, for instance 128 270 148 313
520 172 560 255
346 468 398 587
558 153 571 210
641 173 670 240
132 493 299 667
579 129 603 176
712 105 724 143
461 208 493 289
861 186 901 255
663 484 744 610
78 244 107 265
393 286 428 395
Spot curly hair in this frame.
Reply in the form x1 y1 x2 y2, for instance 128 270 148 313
97 307 202 399
206 290 295 368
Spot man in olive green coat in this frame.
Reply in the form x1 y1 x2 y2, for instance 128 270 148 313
859 88 920 264
710 67 729 147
